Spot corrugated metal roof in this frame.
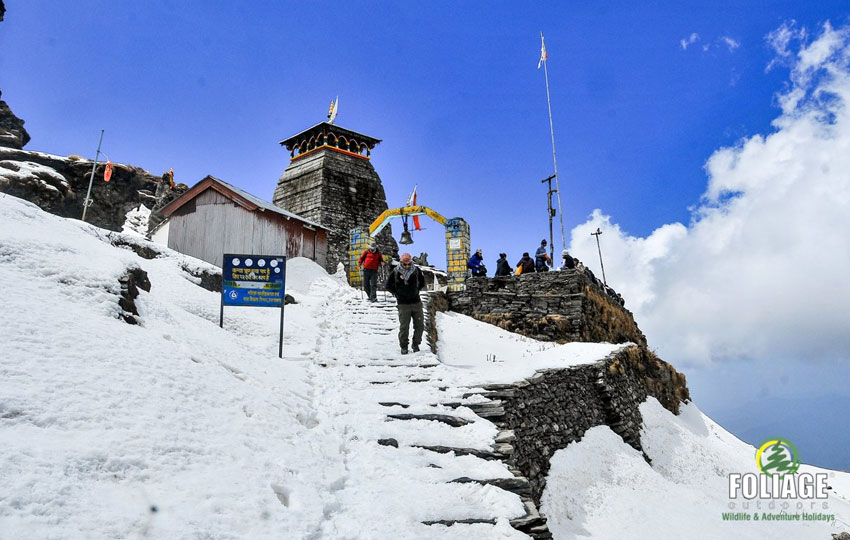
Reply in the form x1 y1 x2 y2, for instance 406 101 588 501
160 175 327 231
210 177 327 230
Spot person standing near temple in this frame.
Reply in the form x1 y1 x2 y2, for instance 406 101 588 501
385 253 426 354
467 248 487 277
516 252 536 274
560 249 576 270
535 239 552 272
495 253 512 276
358 240 383 302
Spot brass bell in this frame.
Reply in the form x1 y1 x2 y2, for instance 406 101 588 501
399 222 414 245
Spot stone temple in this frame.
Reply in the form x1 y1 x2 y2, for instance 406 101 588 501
273 121 398 275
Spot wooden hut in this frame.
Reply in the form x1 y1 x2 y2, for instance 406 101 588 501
158 175 327 268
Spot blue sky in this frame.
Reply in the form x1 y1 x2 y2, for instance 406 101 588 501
2 1 849 469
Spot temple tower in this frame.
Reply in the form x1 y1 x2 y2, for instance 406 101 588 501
273 122 397 275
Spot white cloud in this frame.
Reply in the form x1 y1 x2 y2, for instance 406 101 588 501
569 21 850 368
766 20 806 72
721 36 740 52
681 34 740 54
680 32 700 51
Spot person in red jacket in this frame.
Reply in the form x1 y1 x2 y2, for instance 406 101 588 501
358 240 384 302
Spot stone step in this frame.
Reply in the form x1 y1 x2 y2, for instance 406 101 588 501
412 445 503 461
422 518 497 526
386 413 472 428
509 499 546 529
448 476 532 498
378 401 409 408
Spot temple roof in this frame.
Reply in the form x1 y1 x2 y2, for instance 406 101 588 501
278 122 381 151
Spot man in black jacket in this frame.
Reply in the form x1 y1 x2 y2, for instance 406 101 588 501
385 252 426 354
494 253 512 276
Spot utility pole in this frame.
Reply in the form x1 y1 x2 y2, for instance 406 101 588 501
541 174 557 252
81 130 104 222
591 227 607 286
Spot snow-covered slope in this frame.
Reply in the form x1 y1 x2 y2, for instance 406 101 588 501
542 398 850 539
1 193 848 539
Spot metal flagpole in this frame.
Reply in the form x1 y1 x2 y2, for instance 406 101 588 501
81 129 104 222
540 32 566 253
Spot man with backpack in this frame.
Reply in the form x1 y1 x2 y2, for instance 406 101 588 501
358 240 383 302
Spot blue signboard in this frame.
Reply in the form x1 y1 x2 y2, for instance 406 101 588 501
222 254 286 307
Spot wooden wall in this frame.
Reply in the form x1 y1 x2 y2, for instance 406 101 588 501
167 188 327 268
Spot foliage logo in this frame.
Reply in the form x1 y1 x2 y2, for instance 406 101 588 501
755 438 801 477
728 436 828 503
725 437 833 521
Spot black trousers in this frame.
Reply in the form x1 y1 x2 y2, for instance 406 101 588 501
397 302 424 348
363 269 378 301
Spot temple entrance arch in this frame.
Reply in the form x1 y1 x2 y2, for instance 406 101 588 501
349 206 470 292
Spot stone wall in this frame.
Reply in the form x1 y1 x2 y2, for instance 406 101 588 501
448 269 646 346
467 345 690 505
273 148 398 274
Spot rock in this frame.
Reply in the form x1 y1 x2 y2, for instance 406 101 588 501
422 519 496 526
0 147 186 233
0 90 29 149
377 438 398 448
179 263 222 293
118 266 150 324
387 413 472 428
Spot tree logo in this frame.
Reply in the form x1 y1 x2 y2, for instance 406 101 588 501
755 438 801 477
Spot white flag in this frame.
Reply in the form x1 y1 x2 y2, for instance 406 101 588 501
406 185 417 207
538 32 548 69
328 96 339 124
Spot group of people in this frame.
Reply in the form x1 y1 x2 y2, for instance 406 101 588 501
357 241 425 355
356 236 623 356
469 238 578 277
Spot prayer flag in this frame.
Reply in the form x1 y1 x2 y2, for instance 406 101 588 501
538 32 548 69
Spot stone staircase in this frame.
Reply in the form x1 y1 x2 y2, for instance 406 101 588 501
323 291 552 539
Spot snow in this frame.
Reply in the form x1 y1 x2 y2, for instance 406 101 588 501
0 159 69 192
436 311 625 383
0 195 535 538
0 147 73 162
2 193 847 539
121 203 151 237
541 398 850 539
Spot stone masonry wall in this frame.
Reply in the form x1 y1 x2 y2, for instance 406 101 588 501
467 345 690 505
273 148 397 274
448 269 646 346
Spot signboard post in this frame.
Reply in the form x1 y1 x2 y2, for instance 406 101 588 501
220 254 287 358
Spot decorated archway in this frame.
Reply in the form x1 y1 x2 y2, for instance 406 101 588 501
349 206 470 292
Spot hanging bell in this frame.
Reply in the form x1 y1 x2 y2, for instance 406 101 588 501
399 222 414 245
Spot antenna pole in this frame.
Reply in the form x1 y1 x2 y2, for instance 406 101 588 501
541 174 556 253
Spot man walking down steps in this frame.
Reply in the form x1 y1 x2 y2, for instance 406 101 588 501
385 252 425 354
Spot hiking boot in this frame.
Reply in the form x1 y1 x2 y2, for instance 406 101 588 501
412 344 420 352
401 347 409 355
